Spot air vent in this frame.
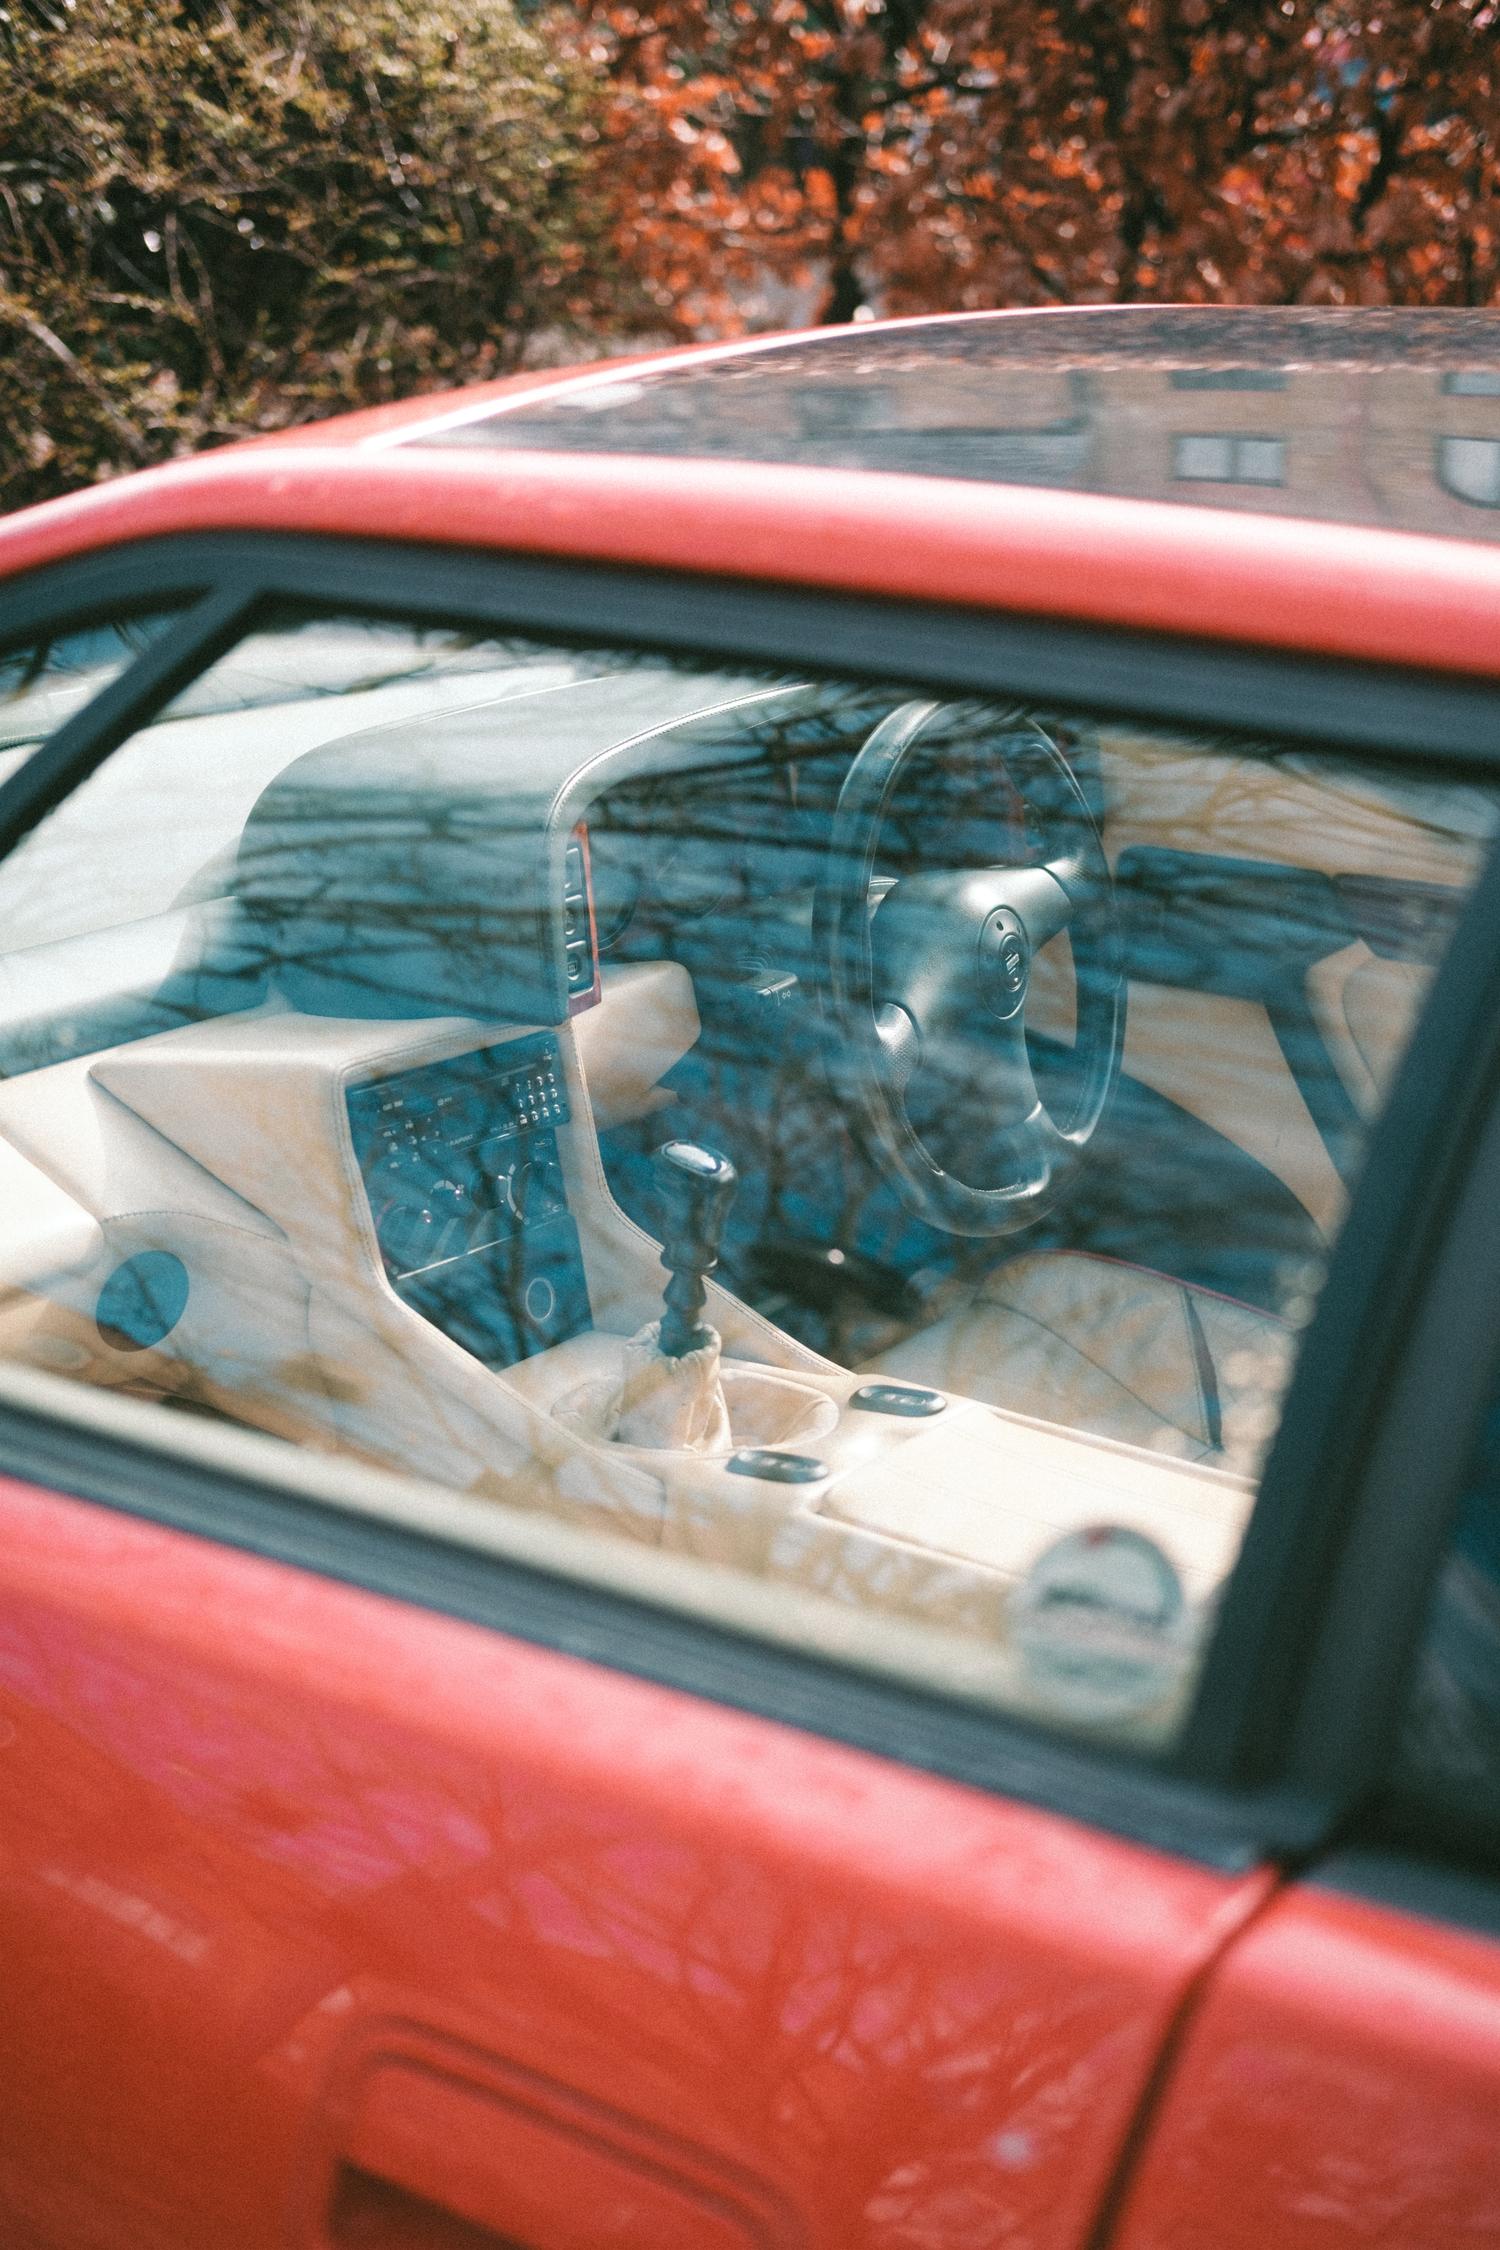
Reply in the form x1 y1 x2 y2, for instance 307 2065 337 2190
739 948 800 1008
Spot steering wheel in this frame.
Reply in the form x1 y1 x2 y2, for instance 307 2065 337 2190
816 700 1125 1236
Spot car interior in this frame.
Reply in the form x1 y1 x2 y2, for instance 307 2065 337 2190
0 611 1490 1730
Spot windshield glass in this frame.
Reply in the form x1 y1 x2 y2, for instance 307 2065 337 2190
0 608 182 773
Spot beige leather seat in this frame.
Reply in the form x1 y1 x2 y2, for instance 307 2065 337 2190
864 1250 1293 1475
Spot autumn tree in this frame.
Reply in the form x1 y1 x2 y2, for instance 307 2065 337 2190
0 0 625 510
578 0 1500 334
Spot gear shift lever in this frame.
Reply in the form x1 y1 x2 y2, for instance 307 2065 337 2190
655 1140 738 1358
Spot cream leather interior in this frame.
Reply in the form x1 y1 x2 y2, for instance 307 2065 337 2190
0 987 1253 1664
865 1251 1293 1477
923 734 1468 1474
1308 941 1433 1117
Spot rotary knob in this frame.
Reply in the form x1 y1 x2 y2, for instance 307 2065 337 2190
377 1177 469 1271
503 1151 562 1227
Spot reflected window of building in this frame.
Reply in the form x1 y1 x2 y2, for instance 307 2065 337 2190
1438 435 1500 509
1173 434 1286 486
1442 370 1500 398
1169 369 1288 391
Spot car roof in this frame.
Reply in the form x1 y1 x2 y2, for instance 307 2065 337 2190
379 306 1500 546
5 307 1500 685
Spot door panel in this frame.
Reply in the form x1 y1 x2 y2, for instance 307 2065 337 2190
312 2024 797 2249
0 1475 1271 2250
1104 1881 1500 2250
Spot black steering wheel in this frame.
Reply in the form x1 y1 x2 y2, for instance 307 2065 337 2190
816 700 1125 1236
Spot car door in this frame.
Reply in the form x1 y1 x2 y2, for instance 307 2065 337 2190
1094 1041 1500 2250
0 530 1495 2250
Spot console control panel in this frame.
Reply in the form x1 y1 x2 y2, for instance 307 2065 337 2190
348 1032 591 1369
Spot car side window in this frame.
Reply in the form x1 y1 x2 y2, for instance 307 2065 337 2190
0 599 1494 1755
0 609 181 783
1391 1409 1500 1862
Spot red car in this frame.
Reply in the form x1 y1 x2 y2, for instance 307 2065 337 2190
0 305 1498 2248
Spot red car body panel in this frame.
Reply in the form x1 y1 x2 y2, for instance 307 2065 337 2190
5 443 1500 682
1108 1885 1500 2250
0 1478 1271 2248
4 332 1500 2244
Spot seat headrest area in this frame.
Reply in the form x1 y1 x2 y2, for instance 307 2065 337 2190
233 704 568 1025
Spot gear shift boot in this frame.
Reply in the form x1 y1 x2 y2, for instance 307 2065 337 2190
611 1318 732 1450
605 1137 736 1447
553 1346 838 1458
553 1138 839 1456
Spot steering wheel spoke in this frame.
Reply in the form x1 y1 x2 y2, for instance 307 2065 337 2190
985 863 1075 952
905 1018 1052 1190
874 1001 921 1095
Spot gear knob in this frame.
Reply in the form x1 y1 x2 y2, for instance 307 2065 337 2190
654 1139 738 1358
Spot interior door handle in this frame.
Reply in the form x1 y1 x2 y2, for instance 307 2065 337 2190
321 2050 789 2250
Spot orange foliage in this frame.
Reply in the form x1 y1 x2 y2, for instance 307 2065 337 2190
574 0 1500 333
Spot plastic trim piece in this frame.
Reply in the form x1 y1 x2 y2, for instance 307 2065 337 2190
1312 1848 1500 1948
4 531 1500 766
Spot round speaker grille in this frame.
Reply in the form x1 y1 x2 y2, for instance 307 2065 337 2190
96 1252 190 1353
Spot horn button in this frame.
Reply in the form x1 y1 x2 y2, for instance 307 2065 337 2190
978 907 1031 1021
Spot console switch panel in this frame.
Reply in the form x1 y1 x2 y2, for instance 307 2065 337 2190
348 1033 591 1370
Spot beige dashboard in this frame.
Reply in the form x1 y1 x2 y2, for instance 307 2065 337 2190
0 959 1249 1691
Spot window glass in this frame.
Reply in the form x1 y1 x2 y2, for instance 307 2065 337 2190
0 606 1492 1750
1170 369 1289 392
0 614 605 952
1443 370 1500 399
1393 1410 1500 1857
0 609 181 782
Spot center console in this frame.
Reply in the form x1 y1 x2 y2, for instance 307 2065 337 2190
348 1032 592 1371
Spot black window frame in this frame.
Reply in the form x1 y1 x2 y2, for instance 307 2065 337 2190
3 526 1500 1876
1305 1071 1500 1940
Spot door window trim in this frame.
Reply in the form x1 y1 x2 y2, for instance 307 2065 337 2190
1301 1062 1500 1934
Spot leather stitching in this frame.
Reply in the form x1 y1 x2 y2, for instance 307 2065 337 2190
939 1299 1212 1447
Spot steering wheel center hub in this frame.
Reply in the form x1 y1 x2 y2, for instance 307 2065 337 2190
978 907 1031 1021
